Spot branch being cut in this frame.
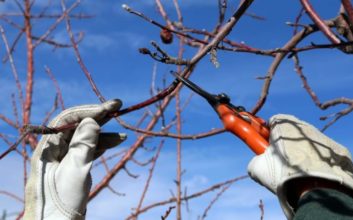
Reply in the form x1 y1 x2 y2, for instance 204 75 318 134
89 0 255 201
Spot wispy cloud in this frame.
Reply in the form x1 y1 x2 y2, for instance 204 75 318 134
82 32 147 52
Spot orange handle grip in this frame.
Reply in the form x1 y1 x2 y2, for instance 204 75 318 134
216 105 270 155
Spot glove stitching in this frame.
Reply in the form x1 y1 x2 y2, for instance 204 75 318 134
47 163 84 219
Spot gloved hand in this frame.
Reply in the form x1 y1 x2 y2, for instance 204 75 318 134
248 114 353 219
24 100 126 220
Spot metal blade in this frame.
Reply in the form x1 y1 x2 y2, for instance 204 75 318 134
172 72 218 104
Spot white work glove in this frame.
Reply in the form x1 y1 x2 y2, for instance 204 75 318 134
248 114 353 219
24 100 127 220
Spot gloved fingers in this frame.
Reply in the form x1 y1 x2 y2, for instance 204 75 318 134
55 118 100 212
94 132 127 159
247 146 280 194
268 114 351 162
48 99 122 128
39 99 122 161
60 117 100 168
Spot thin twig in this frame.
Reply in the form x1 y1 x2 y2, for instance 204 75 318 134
0 131 29 160
90 0 254 201
132 140 164 219
161 206 176 220
293 54 353 130
0 26 24 108
0 191 24 203
130 175 248 217
44 66 65 110
61 0 106 103
259 199 264 220
251 20 336 114
199 182 233 220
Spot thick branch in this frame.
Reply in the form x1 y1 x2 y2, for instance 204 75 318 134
300 0 341 44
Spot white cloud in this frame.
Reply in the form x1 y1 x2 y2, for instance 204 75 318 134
81 31 147 52
184 175 209 189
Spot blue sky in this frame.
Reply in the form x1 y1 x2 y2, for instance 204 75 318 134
1 0 353 219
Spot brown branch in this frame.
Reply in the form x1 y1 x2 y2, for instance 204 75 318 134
161 206 176 220
175 33 185 220
107 184 125 197
119 120 226 139
132 140 164 219
32 35 75 48
15 210 24 220
139 42 190 65
293 54 353 110
44 66 65 110
0 26 24 107
122 4 205 46
23 0 35 144
41 95 59 126
341 0 353 28
155 0 173 28
0 114 18 129
0 133 28 159
293 7 305 35
1 12 93 19
176 90 182 220
173 0 183 23
0 190 24 203
174 23 261 52
92 149 127 168
300 0 341 44
1 30 23 63
293 54 353 130
11 94 20 128
251 20 336 114
218 0 227 26
321 106 353 131
123 166 139 179
259 199 264 220
61 0 106 103
129 175 248 218
33 1 81 48
199 181 233 220
90 0 253 199
130 157 153 167
0 131 29 160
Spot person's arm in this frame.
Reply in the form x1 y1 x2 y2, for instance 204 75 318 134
24 100 126 220
248 114 353 219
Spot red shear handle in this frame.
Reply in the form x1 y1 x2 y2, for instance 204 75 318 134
238 111 270 140
216 105 270 155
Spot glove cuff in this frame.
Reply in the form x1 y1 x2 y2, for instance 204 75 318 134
248 114 353 220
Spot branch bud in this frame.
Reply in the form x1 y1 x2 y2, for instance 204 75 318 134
121 4 131 11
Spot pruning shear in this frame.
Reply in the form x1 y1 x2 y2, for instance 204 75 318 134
173 73 270 155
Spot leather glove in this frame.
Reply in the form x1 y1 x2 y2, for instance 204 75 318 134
248 114 353 219
24 100 127 220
